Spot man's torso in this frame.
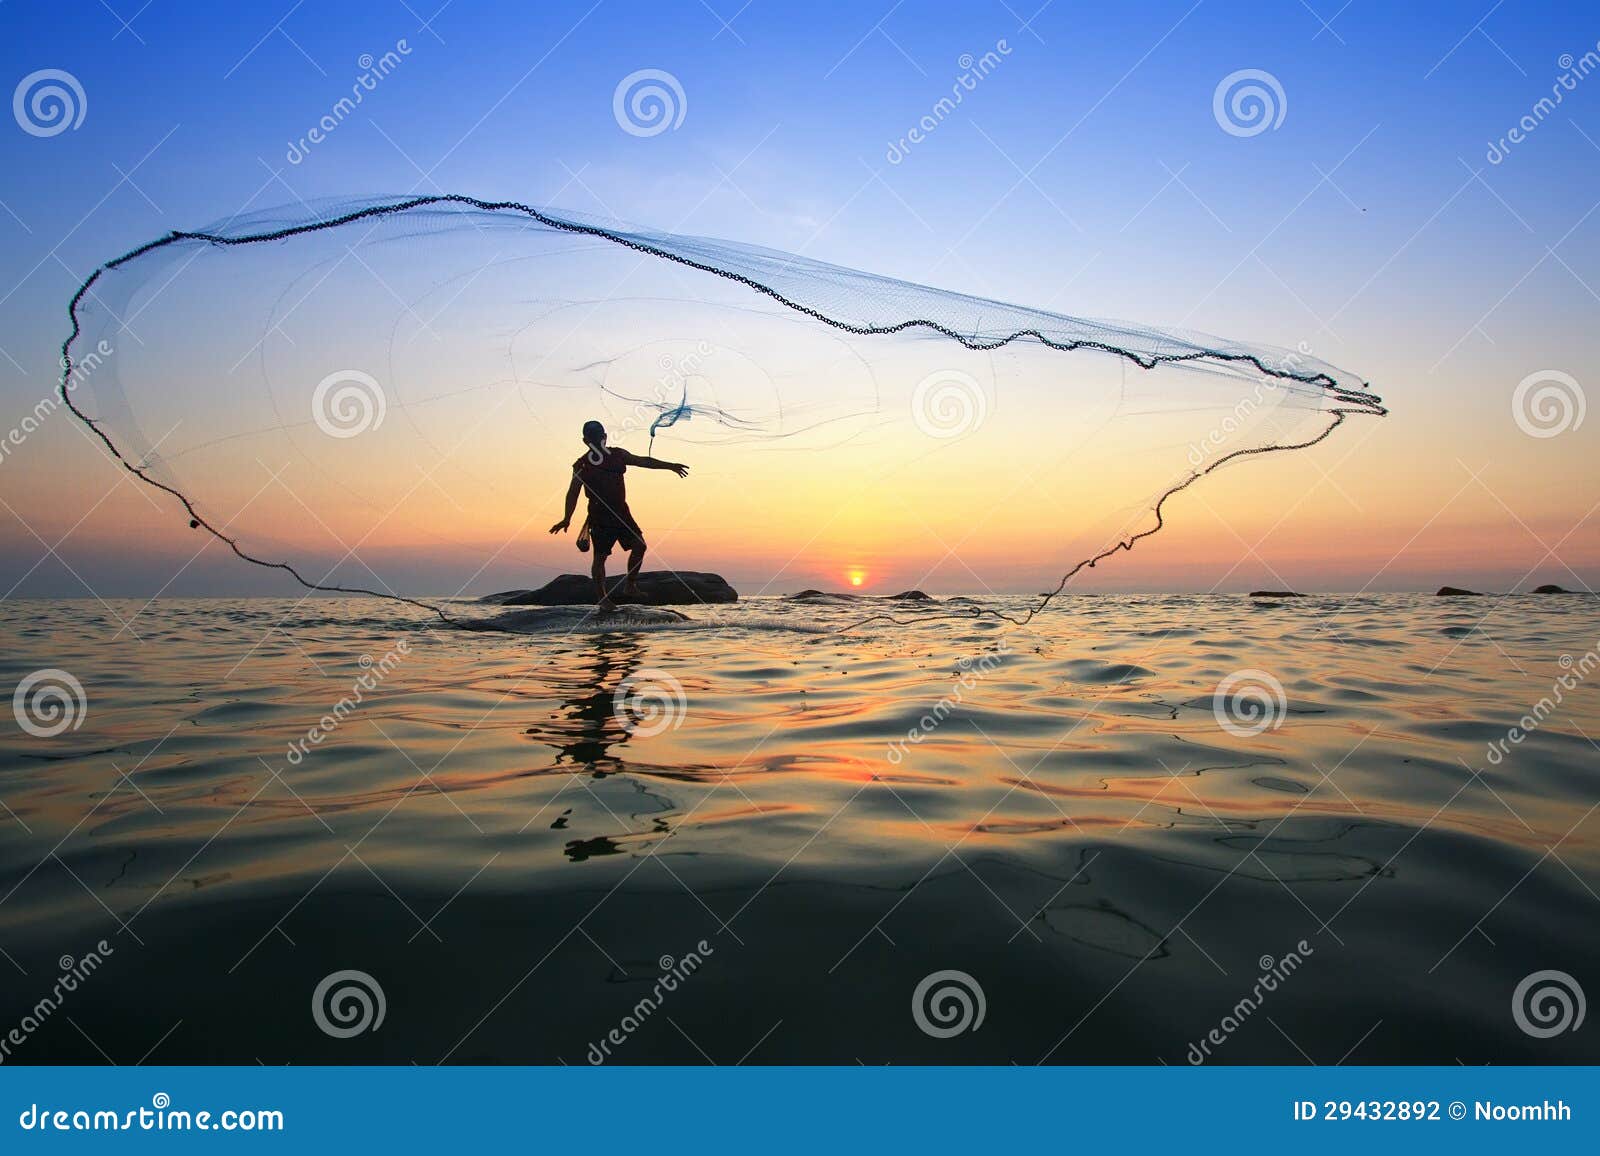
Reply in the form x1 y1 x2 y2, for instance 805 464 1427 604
573 448 636 528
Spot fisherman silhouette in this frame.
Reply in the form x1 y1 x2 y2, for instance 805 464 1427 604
550 420 689 609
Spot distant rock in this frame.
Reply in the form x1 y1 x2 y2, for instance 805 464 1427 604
786 588 937 602
786 589 855 602
484 571 737 606
1532 584 1572 594
1249 590 1303 598
1435 586 1483 597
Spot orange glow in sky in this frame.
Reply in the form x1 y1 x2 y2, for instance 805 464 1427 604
848 569 866 587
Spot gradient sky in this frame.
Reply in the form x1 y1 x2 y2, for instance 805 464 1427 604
0 0 1596 597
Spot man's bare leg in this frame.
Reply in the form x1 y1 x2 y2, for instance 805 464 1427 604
592 552 613 610
624 542 646 599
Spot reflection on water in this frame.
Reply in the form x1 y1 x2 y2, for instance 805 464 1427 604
0 593 1596 1064
532 632 646 772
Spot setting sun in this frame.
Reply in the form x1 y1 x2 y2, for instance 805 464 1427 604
847 569 866 588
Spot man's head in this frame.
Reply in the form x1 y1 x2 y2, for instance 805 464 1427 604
582 420 607 452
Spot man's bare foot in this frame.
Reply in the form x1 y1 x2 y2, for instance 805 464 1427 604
595 597 615 613
622 584 642 601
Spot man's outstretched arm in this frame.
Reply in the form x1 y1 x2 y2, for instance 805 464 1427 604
619 449 689 477
549 475 582 533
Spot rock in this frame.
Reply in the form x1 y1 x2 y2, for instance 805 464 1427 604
1435 586 1482 597
786 588 935 602
1532 584 1572 594
484 570 737 606
785 589 855 602
1249 590 1303 598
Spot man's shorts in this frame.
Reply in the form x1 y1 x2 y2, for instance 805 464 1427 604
589 522 644 557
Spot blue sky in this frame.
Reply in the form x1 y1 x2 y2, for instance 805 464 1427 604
1 0 1596 594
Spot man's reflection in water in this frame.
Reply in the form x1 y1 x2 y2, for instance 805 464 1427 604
528 635 683 862
535 633 646 775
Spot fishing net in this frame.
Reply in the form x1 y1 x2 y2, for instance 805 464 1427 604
60 195 1384 623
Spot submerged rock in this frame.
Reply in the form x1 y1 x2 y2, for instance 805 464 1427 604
1532 584 1572 594
484 571 737 606
887 589 933 601
459 605 690 633
1435 586 1483 597
1249 590 1303 598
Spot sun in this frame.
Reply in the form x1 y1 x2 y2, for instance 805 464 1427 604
847 568 866 588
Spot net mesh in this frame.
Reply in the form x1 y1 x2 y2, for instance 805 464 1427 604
59 195 1385 626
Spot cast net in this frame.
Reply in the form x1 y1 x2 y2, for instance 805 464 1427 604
59 195 1384 624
